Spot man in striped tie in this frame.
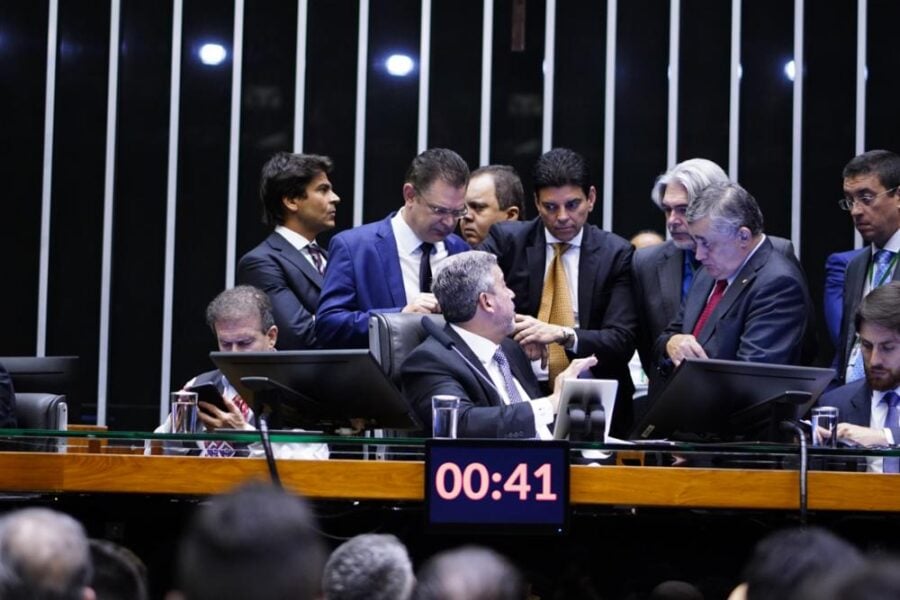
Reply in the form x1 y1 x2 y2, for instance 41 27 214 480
818 282 900 472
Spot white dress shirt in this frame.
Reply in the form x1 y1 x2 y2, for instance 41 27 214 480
390 210 449 305
867 386 900 473
275 225 325 272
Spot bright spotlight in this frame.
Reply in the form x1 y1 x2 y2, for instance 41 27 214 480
199 43 227 66
784 60 795 81
385 54 414 77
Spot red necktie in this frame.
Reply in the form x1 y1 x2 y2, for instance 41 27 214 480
692 279 727 337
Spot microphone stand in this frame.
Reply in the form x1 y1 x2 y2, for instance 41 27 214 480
781 420 808 525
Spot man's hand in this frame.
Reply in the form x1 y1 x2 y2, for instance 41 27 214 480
402 293 441 314
198 396 252 431
665 334 708 367
521 342 549 369
546 355 599 413
836 422 889 447
513 314 567 346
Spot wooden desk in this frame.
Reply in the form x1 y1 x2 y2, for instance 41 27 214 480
1 452 898 512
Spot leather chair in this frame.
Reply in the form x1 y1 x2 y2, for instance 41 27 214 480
12 393 68 452
368 313 445 386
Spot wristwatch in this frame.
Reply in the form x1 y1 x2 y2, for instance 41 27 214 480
558 327 575 348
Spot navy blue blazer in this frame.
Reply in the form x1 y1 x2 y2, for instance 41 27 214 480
316 214 469 348
824 249 862 350
238 232 324 349
400 325 544 438
817 378 871 428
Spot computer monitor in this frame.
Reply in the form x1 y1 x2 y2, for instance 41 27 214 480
630 358 835 442
0 356 80 423
210 349 421 431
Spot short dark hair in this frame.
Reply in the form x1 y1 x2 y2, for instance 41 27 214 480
796 557 900 600
855 281 900 333
259 152 333 226
412 546 526 600
687 182 764 236
532 148 591 197
405 148 469 193
89 539 149 600
205 285 275 334
471 165 525 214
842 149 900 191
322 534 414 600
176 483 326 600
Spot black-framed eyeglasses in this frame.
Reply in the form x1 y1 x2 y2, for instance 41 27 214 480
838 186 899 211
415 191 468 219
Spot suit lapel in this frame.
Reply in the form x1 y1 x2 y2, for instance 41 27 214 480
446 327 502 405
657 243 684 318
525 225 546 316
375 217 407 307
266 232 324 288
577 227 600 320
683 270 713 334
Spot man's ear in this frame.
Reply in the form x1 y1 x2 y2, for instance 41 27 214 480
282 195 301 214
505 206 520 221
402 183 417 205
266 325 278 348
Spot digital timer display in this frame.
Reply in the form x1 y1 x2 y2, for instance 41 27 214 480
424 439 570 534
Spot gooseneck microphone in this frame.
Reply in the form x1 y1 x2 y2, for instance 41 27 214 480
421 317 501 395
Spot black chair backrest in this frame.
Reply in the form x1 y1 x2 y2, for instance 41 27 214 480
368 313 445 385
15 393 67 430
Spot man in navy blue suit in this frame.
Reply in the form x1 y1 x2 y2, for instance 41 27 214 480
819 282 900 470
238 153 340 349
316 148 471 348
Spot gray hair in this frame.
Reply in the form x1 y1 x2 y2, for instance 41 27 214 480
322 534 414 600
432 251 498 324
0 508 93 600
686 182 764 236
651 158 729 209
205 285 275 334
412 545 525 600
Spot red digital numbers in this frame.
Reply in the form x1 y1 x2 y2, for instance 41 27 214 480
434 462 556 501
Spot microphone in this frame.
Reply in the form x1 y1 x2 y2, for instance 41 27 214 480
421 317 500 394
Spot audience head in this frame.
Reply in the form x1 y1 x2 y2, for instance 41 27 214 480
205 285 277 352
460 165 524 246
259 152 339 237
733 526 863 600
402 148 470 244
795 556 900 600
651 158 729 250
855 281 900 391
531 148 596 243
322 534 414 600
0 507 94 600
630 230 665 250
89 539 148 600
432 251 516 342
842 150 900 247
650 580 704 600
686 182 764 280
173 482 326 600
412 545 526 600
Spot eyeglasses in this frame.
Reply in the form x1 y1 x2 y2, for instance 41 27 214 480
416 193 468 219
838 186 899 211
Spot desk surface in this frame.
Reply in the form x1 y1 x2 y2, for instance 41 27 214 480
1 452 899 512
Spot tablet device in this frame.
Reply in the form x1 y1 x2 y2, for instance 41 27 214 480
554 379 618 441
187 382 228 413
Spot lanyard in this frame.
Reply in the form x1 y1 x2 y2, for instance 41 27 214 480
868 251 899 288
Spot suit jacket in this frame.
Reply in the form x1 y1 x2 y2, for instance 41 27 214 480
237 232 324 349
653 238 813 388
824 249 863 349
817 378 870 428
400 325 544 438
837 246 900 381
0 363 16 429
316 214 470 348
481 218 637 437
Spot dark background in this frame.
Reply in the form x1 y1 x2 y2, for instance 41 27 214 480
3 0 899 429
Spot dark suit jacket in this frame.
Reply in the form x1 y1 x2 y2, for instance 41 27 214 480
653 238 813 388
400 326 544 438
0 363 16 428
837 246 900 382
481 218 637 437
316 214 470 348
238 232 324 349
817 378 870 428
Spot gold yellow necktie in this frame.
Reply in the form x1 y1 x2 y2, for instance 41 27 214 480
536 243 574 381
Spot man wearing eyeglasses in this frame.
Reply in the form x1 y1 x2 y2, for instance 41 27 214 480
837 150 900 384
480 148 638 437
316 148 471 348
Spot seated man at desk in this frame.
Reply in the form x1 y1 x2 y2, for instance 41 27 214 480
819 282 900 471
154 285 327 459
400 251 596 438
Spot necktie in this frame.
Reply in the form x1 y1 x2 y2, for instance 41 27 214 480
537 243 575 381
308 243 326 275
203 394 251 458
493 348 524 404
682 252 697 300
872 249 895 288
847 250 897 382
692 279 728 337
418 242 434 293
882 391 900 473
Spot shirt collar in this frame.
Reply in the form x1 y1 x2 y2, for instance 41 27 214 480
874 229 900 254
543 226 584 248
725 233 767 285
391 209 445 256
449 324 500 366
274 225 314 251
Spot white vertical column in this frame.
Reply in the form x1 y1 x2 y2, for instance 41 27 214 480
160 0 184 422
225 0 245 288
97 0 121 426
353 0 370 227
728 0 741 180
479 0 494 166
601 0 617 232
667 0 680 168
37 0 59 357
542 0 556 153
294 0 309 152
417 0 431 153
790 0 803 258
854 0 867 249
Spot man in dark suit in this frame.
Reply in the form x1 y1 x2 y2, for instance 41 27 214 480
819 282 900 472
237 153 340 349
480 148 636 436
654 183 813 387
316 148 471 348
836 150 900 384
400 251 596 438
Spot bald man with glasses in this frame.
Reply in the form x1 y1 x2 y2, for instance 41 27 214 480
316 148 471 348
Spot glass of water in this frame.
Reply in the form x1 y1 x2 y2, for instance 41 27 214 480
432 395 460 439
170 391 199 434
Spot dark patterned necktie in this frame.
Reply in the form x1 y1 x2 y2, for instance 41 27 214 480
493 348 524 404
419 242 434 293
308 243 325 275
